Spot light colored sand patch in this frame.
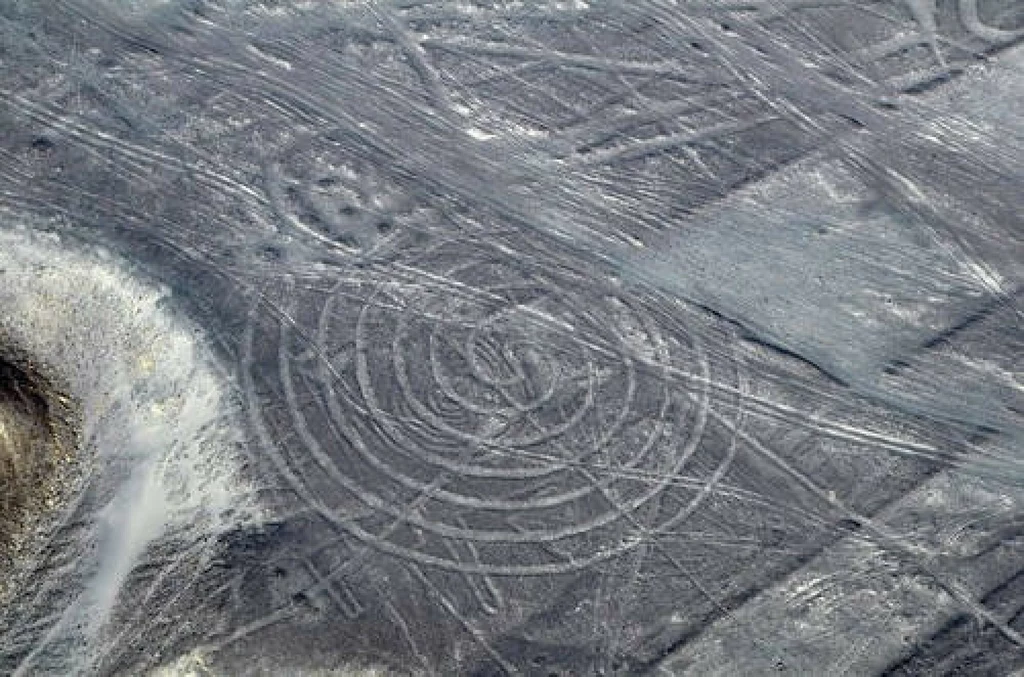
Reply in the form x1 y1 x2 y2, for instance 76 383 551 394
0 226 261 672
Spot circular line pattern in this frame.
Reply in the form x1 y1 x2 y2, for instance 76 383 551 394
251 241 744 575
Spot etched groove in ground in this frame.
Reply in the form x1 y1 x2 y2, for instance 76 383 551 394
250 240 746 575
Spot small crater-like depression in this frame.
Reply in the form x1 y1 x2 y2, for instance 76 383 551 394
0 349 79 590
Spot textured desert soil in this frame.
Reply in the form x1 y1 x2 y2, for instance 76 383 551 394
0 1 1021 675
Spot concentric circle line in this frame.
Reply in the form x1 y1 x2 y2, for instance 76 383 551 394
636 340 747 544
273 253 750 574
338 355 668 514
352 295 570 480
521 370 707 523
465 307 536 389
241 302 368 527
356 313 573 477
350 289 567 476
537 375 674 480
255 293 816 579
428 330 527 417
245 269 904 580
333 390 710 547
343 277 715 544
389 298 599 449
